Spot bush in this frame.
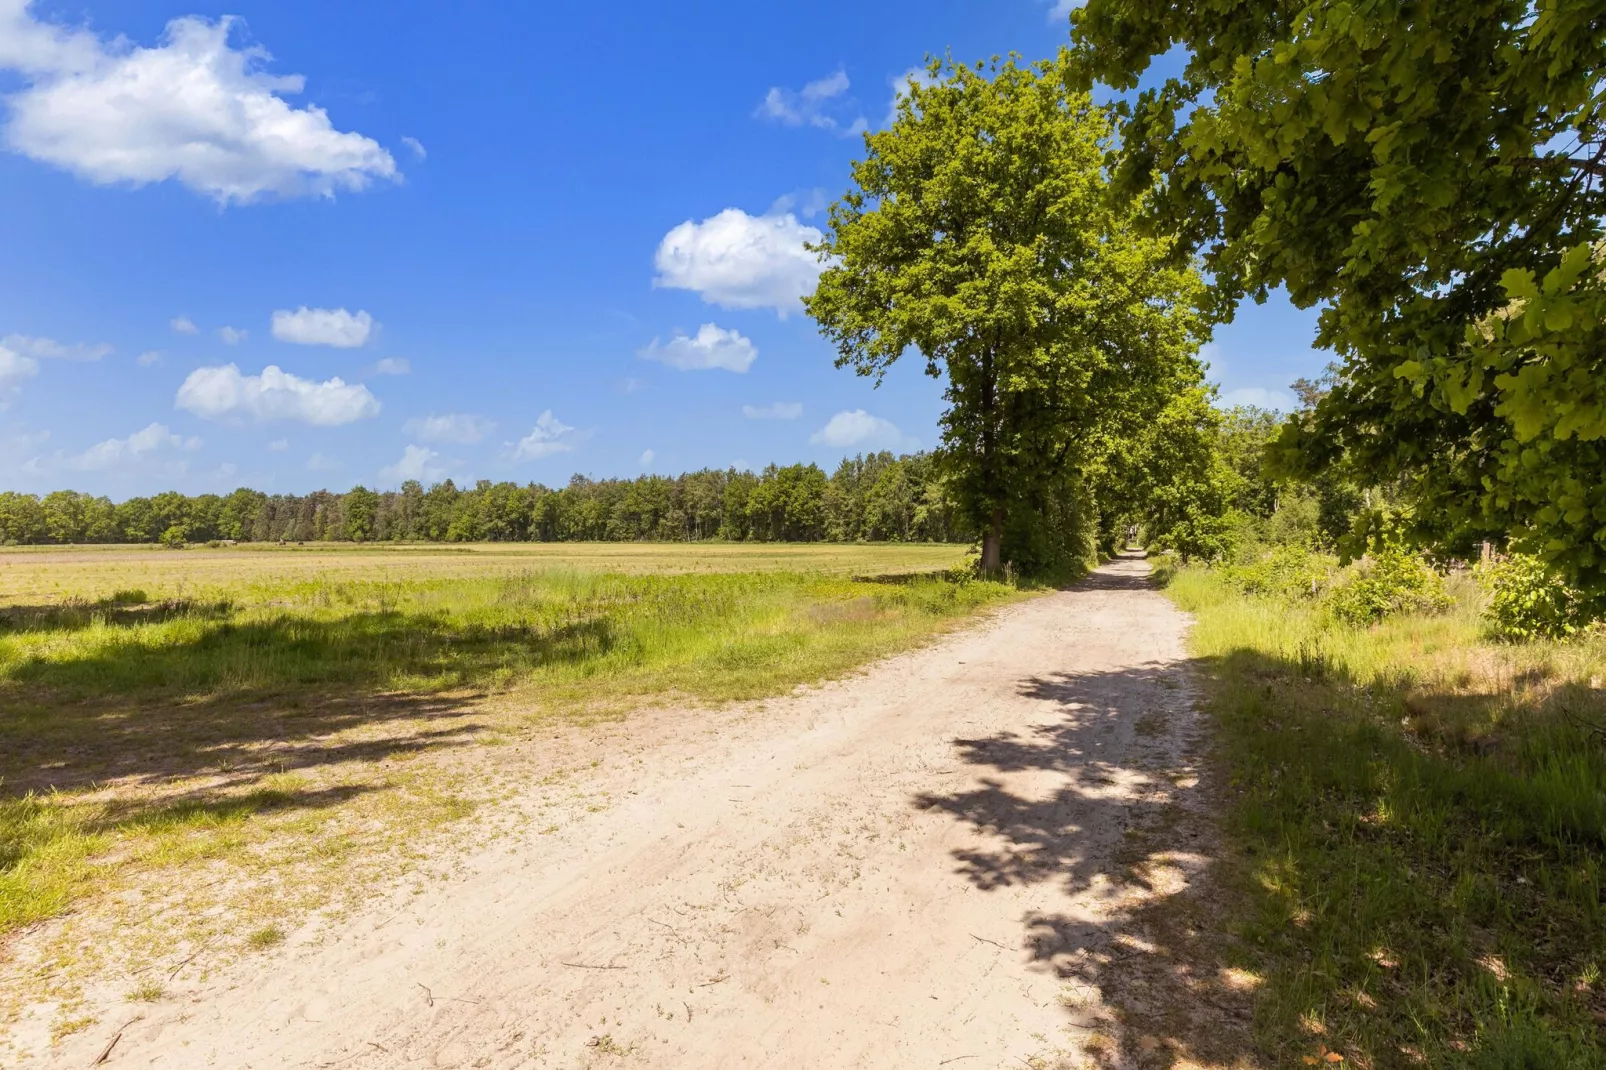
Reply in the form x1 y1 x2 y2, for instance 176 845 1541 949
1479 554 1596 642
1218 544 1337 601
1325 550 1452 626
1261 489 1321 547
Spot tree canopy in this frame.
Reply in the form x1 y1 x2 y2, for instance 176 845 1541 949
807 56 1207 574
1067 0 1606 590
0 453 969 547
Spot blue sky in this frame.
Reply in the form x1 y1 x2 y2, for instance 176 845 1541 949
0 0 1326 498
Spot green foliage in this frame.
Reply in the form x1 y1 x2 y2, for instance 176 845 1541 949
1260 488 1321 547
0 453 972 549
1219 544 1336 602
1068 0 1606 592
1215 406 1283 518
1101 386 1238 560
746 464 828 541
807 56 1206 574
1326 550 1454 626
1480 554 1597 642
1396 242 1606 585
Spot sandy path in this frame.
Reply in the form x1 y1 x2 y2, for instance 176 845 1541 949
67 556 1237 1069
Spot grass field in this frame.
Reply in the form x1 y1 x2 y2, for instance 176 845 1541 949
1164 565 1606 1069
0 541 1009 1038
0 541 972 603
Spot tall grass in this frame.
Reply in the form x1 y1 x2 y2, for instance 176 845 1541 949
0 569 1007 707
1166 567 1606 1068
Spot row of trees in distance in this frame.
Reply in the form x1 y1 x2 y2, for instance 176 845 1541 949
0 452 972 547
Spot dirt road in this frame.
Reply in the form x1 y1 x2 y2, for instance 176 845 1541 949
66 556 1247 1068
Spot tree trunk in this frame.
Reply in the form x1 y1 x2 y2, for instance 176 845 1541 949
980 508 1004 573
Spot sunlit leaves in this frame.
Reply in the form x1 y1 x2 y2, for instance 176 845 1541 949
807 57 1206 573
1069 0 1606 592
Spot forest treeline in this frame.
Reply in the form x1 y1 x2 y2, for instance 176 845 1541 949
0 451 972 546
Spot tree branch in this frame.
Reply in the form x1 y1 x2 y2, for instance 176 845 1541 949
1508 144 1606 181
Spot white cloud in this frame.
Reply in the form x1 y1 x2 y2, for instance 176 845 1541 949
769 188 829 220
305 452 340 472
640 323 757 373
1219 386 1296 412
1045 0 1084 21
380 444 447 484
756 69 867 136
405 412 495 445
170 315 199 335
61 422 200 471
0 342 40 407
401 136 426 160
217 461 237 478
136 350 162 367
0 7 398 204
175 363 381 426
0 429 49 475
270 306 375 348
510 410 576 462
810 409 912 450
267 438 288 451
886 66 938 127
367 356 410 376
743 401 802 420
639 449 655 469
1 333 112 361
654 208 824 316
218 326 247 345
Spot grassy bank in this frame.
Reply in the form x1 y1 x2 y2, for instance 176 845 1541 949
1164 564 1606 1068
0 544 1018 1032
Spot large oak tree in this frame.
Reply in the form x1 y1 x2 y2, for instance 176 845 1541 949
806 57 1206 573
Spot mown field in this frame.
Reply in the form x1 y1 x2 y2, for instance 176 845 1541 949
0 541 1007 1041
1164 564 1606 1069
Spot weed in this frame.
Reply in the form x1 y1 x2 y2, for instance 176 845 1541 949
245 925 284 950
49 1013 94 1042
126 979 163 1002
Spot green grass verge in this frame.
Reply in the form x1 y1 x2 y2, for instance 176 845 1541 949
1164 566 1606 1068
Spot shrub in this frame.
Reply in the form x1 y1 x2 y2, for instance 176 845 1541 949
1479 553 1595 642
1218 544 1337 601
1325 550 1452 626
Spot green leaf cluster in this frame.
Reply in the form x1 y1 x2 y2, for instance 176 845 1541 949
1478 552 1595 641
1325 549 1453 626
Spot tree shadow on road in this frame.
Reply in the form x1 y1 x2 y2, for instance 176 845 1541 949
0 612 622 798
914 661 1258 1069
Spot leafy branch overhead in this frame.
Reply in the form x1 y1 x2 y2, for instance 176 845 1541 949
1067 0 1606 590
